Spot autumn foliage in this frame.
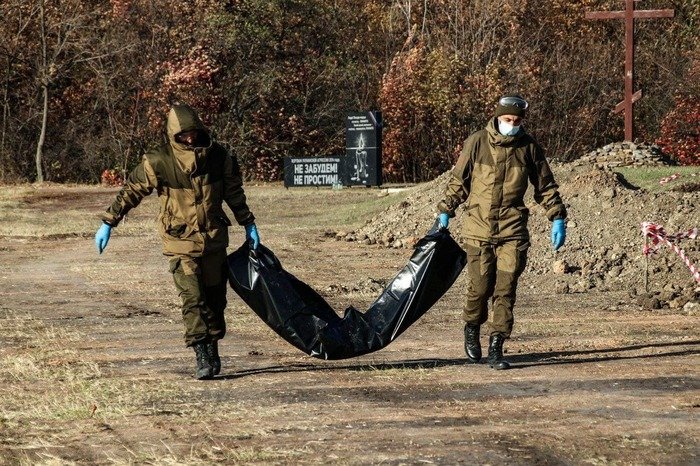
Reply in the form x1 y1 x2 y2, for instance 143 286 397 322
656 95 700 166
100 169 124 187
0 0 698 182
655 59 700 166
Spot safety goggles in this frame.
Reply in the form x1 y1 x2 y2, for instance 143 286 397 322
498 96 529 110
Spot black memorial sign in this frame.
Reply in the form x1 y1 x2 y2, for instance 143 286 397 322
282 111 382 188
283 157 342 187
344 111 382 187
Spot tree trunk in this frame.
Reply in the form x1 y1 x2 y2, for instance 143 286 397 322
0 59 9 180
35 83 47 183
35 0 47 183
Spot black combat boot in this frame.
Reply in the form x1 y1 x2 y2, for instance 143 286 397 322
207 340 221 375
464 324 482 363
193 341 214 380
487 334 511 370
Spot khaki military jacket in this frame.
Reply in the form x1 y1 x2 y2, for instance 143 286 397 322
101 105 255 256
438 118 566 242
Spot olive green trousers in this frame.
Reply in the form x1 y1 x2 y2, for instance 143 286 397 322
169 249 228 347
463 239 529 338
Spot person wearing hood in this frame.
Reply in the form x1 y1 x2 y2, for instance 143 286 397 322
94 104 260 380
437 95 567 370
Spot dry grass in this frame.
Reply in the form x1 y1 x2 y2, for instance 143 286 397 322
103 443 308 465
0 184 401 239
615 166 700 192
0 309 180 424
243 185 405 236
352 366 437 382
0 307 320 463
0 185 157 238
1 182 697 464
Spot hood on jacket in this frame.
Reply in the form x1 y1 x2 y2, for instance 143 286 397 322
166 104 212 151
486 117 524 147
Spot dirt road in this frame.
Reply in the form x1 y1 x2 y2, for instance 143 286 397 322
0 184 697 464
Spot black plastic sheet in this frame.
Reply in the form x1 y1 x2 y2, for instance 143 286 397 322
227 225 467 359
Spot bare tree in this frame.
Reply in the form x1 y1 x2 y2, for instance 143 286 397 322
32 0 107 182
0 2 38 180
34 0 48 182
395 0 413 38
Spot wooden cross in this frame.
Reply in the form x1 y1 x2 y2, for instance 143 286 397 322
585 0 674 141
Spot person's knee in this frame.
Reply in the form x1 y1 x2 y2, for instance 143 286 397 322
494 269 519 294
173 267 205 306
469 272 495 296
204 283 227 311
178 280 205 310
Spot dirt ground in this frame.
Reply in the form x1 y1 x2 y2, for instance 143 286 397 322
0 183 698 465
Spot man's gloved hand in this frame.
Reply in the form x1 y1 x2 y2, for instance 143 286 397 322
245 223 260 250
95 223 112 254
438 213 450 230
551 219 566 251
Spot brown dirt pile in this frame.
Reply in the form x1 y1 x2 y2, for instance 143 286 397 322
330 164 700 307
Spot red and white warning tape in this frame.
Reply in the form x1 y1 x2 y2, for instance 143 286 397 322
641 222 700 283
659 172 699 185
659 173 681 185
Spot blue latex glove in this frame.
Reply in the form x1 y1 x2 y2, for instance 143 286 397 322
245 223 260 250
95 223 112 254
551 219 566 251
438 213 449 230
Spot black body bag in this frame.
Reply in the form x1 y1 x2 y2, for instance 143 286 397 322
226 225 466 360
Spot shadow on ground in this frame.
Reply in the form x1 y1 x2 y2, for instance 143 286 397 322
216 340 700 379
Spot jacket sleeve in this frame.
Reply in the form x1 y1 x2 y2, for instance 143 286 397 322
100 157 157 226
437 138 474 217
223 153 255 226
527 142 567 221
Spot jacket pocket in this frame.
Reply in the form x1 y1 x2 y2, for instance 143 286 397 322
209 213 232 229
515 206 530 221
216 214 232 227
464 239 482 258
166 224 187 238
168 257 181 274
515 240 530 275
465 203 479 220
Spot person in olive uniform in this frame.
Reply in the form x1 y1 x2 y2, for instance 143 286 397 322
437 95 566 370
95 104 260 380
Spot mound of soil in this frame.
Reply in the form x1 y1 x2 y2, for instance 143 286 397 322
331 164 700 305
575 141 674 168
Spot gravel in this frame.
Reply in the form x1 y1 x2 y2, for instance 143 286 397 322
326 161 700 306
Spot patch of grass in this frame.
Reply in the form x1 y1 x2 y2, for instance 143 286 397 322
246 184 408 231
108 443 307 464
0 310 177 424
0 185 158 237
0 185 33 201
318 190 404 227
0 207 156 238
352 366 436 381
615 166 700 193
0 188 34 236
0 183 405 238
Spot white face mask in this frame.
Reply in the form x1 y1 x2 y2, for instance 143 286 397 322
498 119 521 136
